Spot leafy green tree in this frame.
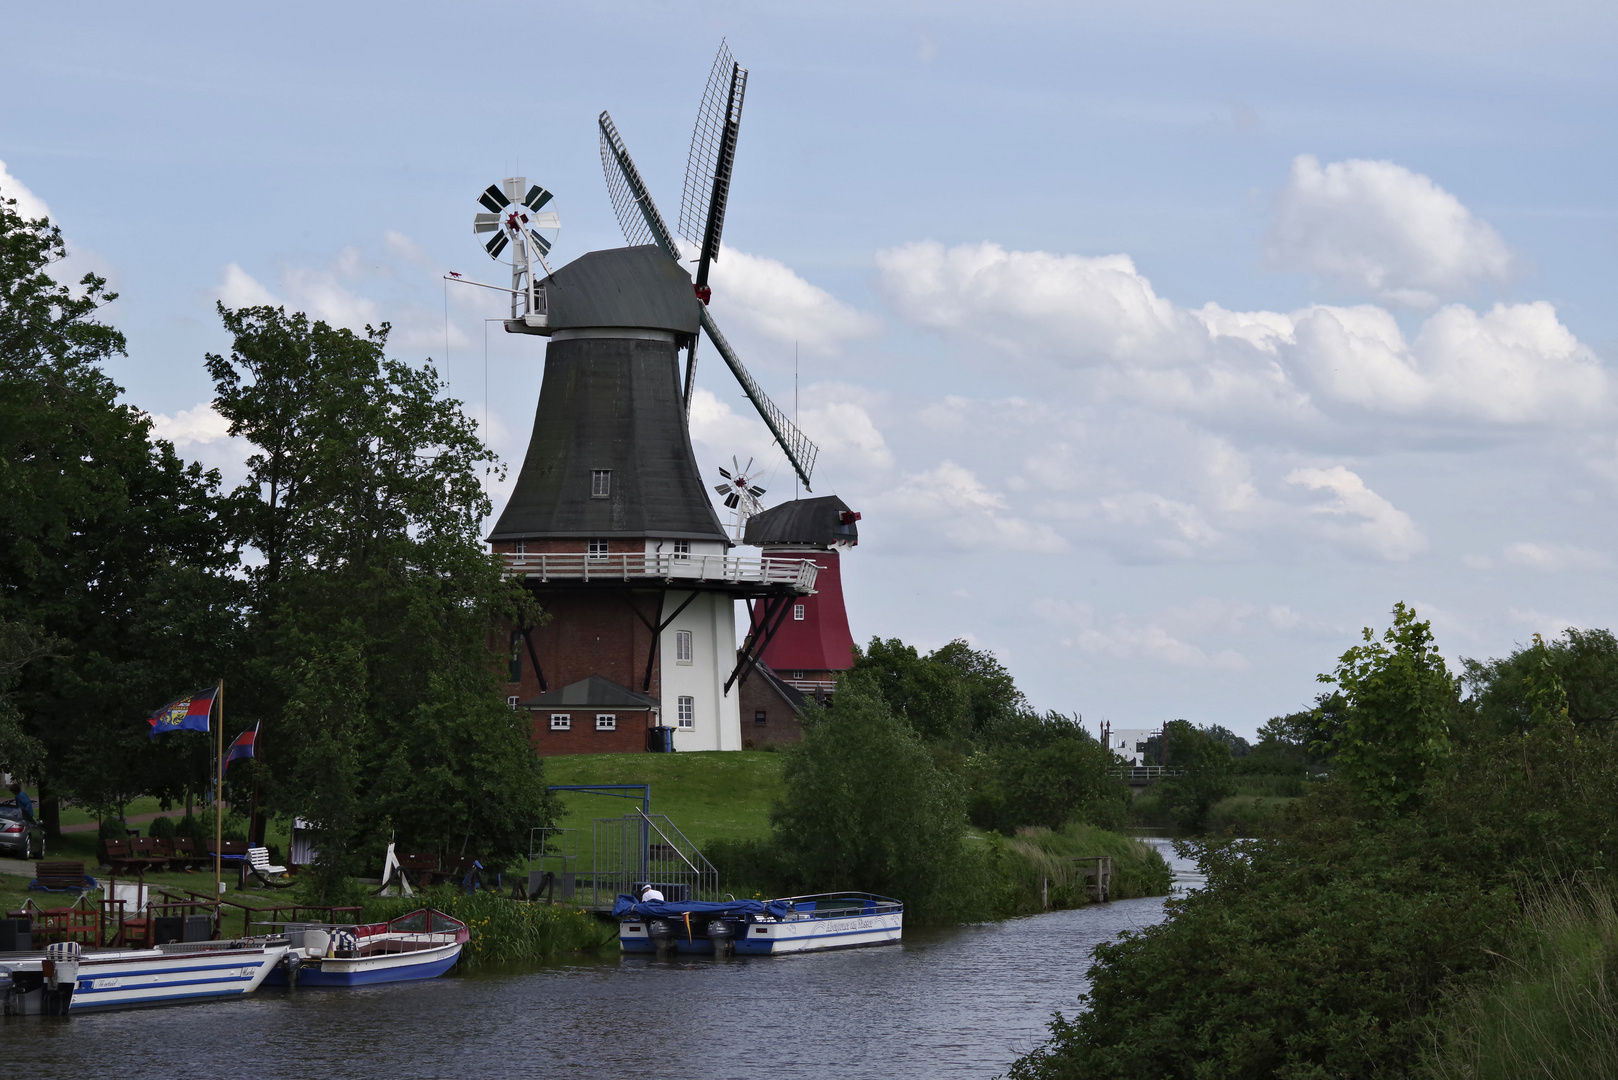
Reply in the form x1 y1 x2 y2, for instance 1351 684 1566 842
1463 627 1618 735
930 638 1026 735
0 620 52 780
206 304 554 888
0 195 239 832
967 711 1128 832
1153 720 1235 832
1317 602 1458 813
851 637 974 744
769 672 967 921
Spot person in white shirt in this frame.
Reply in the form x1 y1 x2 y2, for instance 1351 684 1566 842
639 884 665 903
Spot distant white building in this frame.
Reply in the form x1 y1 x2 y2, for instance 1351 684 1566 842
1103 726 1161 767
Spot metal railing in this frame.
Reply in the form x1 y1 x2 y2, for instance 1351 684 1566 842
565 812 718 909
1114 766 1186 782
500 551 817 591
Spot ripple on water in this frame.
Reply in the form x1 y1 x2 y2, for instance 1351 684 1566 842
3 843 1201 1080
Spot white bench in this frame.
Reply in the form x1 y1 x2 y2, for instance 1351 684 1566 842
244 846 292 888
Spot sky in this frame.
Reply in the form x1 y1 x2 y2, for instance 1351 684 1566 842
5 1 1618 738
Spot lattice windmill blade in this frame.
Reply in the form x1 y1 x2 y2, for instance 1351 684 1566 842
598 111 681 261
680 39 748 293
700 308 818 491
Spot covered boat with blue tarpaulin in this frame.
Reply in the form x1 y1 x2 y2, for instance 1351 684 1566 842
614 893 902 955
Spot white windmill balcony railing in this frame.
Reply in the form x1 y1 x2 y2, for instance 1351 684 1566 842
499 551 817 591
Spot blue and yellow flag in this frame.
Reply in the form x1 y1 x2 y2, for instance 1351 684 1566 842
148 685 218 739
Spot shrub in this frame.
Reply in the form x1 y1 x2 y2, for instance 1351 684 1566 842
147 815 176 839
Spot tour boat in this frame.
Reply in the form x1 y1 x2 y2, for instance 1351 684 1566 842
1 938 288 1013
263 908 467 988
615 892 903 956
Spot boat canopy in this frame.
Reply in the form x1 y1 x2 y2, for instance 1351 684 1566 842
611 895 795 920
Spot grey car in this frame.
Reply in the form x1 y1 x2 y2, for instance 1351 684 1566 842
0 802 43 859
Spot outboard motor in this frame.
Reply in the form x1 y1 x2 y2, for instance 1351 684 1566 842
707 919 735 958
647 918 677 957
42 941 79 1015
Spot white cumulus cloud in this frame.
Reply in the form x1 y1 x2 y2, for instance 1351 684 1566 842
1501 542 1610 572
707 247 881 354
149 403 231 448
0 159 51 224
1286 465 1428 561
1268 154 1513 307
886 462 1066 553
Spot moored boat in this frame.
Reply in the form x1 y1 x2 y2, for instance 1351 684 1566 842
264 908 467 988
615 892 903 956
1 938 288 1014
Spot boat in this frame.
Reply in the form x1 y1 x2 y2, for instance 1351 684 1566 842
615 892 903 956
0 938 288 1014
263 908 467 988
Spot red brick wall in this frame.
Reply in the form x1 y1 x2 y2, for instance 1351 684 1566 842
529 709 651 756
738 676 809 747
497 590 664 706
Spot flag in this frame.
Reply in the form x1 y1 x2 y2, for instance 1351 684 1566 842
148 685 218 739
221 722 259 774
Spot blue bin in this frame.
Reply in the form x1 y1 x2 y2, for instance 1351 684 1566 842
646 725 676 753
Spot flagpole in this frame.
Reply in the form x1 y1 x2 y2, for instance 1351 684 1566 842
215 680 224 900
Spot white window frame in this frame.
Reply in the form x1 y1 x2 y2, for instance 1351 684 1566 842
675 629 693 665
793 603 805 621
792 671 805 680
507 695 520 710
591 470 611 498
595 713 617 731
550 714 570 731
677 696 695 729
587 539 609 561
672 538 691 560
515 539 526 555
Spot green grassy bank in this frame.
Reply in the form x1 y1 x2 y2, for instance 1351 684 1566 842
543 750 784 844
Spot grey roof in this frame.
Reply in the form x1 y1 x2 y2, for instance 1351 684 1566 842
744 495 859 547
519 676 659 710
754 662 814 712
489 333 729 542
544 246 701 335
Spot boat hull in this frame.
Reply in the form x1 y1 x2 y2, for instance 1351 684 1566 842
264 941 463 987
0 943 289 1013
735 910 903 954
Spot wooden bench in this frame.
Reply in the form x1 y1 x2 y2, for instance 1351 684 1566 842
31 861 96 893
102 840 159 875
396 853 439 888
168 836 209 870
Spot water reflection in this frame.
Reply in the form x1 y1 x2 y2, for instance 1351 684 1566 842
5 843 1202 1080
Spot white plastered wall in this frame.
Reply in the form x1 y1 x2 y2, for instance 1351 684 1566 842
658 589 742 752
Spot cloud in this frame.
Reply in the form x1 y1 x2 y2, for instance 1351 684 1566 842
690 382 893 484
707 247 881 354
0 159 51 224
1501 542 1609 572
1034 597 1250 670
217 263 278 308
885 462 1066 553
1285 465 1428 560
149 402 231 448
877 238 1602 428
1268 154 1513 307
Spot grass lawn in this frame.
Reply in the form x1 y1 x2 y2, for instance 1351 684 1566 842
542 751 785 848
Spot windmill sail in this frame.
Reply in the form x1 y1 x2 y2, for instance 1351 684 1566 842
595 110 819 491
680 40 748 289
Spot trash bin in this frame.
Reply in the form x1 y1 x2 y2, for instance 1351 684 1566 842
646 725 676 753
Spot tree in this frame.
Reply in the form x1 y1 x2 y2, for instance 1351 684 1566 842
206 305 554 887
1463 627 1618 735
769 673 967 921
1316 603 1458 813
1152 720 1234 832
930 638 1026 735
851 637 974 744
0 195 238 832
967 711 1128 833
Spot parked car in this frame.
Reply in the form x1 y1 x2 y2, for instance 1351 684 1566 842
0 802 43 859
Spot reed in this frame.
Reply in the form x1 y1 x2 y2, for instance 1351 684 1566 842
1422 880 1618 1080
361 889 617 971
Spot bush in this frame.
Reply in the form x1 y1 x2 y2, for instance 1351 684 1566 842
147 815 176 839
360 889 616 970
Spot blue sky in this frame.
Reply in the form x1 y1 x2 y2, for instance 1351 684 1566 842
6 1 1618 736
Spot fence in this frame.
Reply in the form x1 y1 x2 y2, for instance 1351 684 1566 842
527 814 718 909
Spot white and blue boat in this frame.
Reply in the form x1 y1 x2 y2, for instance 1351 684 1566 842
1 938 288 1013
264 908 467 988
615 892 903 956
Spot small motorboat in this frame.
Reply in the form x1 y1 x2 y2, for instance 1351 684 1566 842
1 938 289 1014
615 892 903 956
264 908 467 988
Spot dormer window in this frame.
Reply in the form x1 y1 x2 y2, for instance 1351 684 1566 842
591 470 611 498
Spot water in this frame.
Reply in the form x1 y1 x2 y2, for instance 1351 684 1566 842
5 841 1197 1079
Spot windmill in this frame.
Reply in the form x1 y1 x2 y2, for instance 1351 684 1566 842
713 455 767 539
598 40 820 492
472 177 559 330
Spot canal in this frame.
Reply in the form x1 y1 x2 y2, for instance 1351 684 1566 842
7 840 1196 1079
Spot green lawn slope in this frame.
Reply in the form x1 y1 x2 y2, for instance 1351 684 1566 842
542 751 785 847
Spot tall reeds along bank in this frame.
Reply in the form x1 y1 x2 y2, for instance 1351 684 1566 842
362 890 616 971
1422 882 1618 1080
978 825 1171 915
